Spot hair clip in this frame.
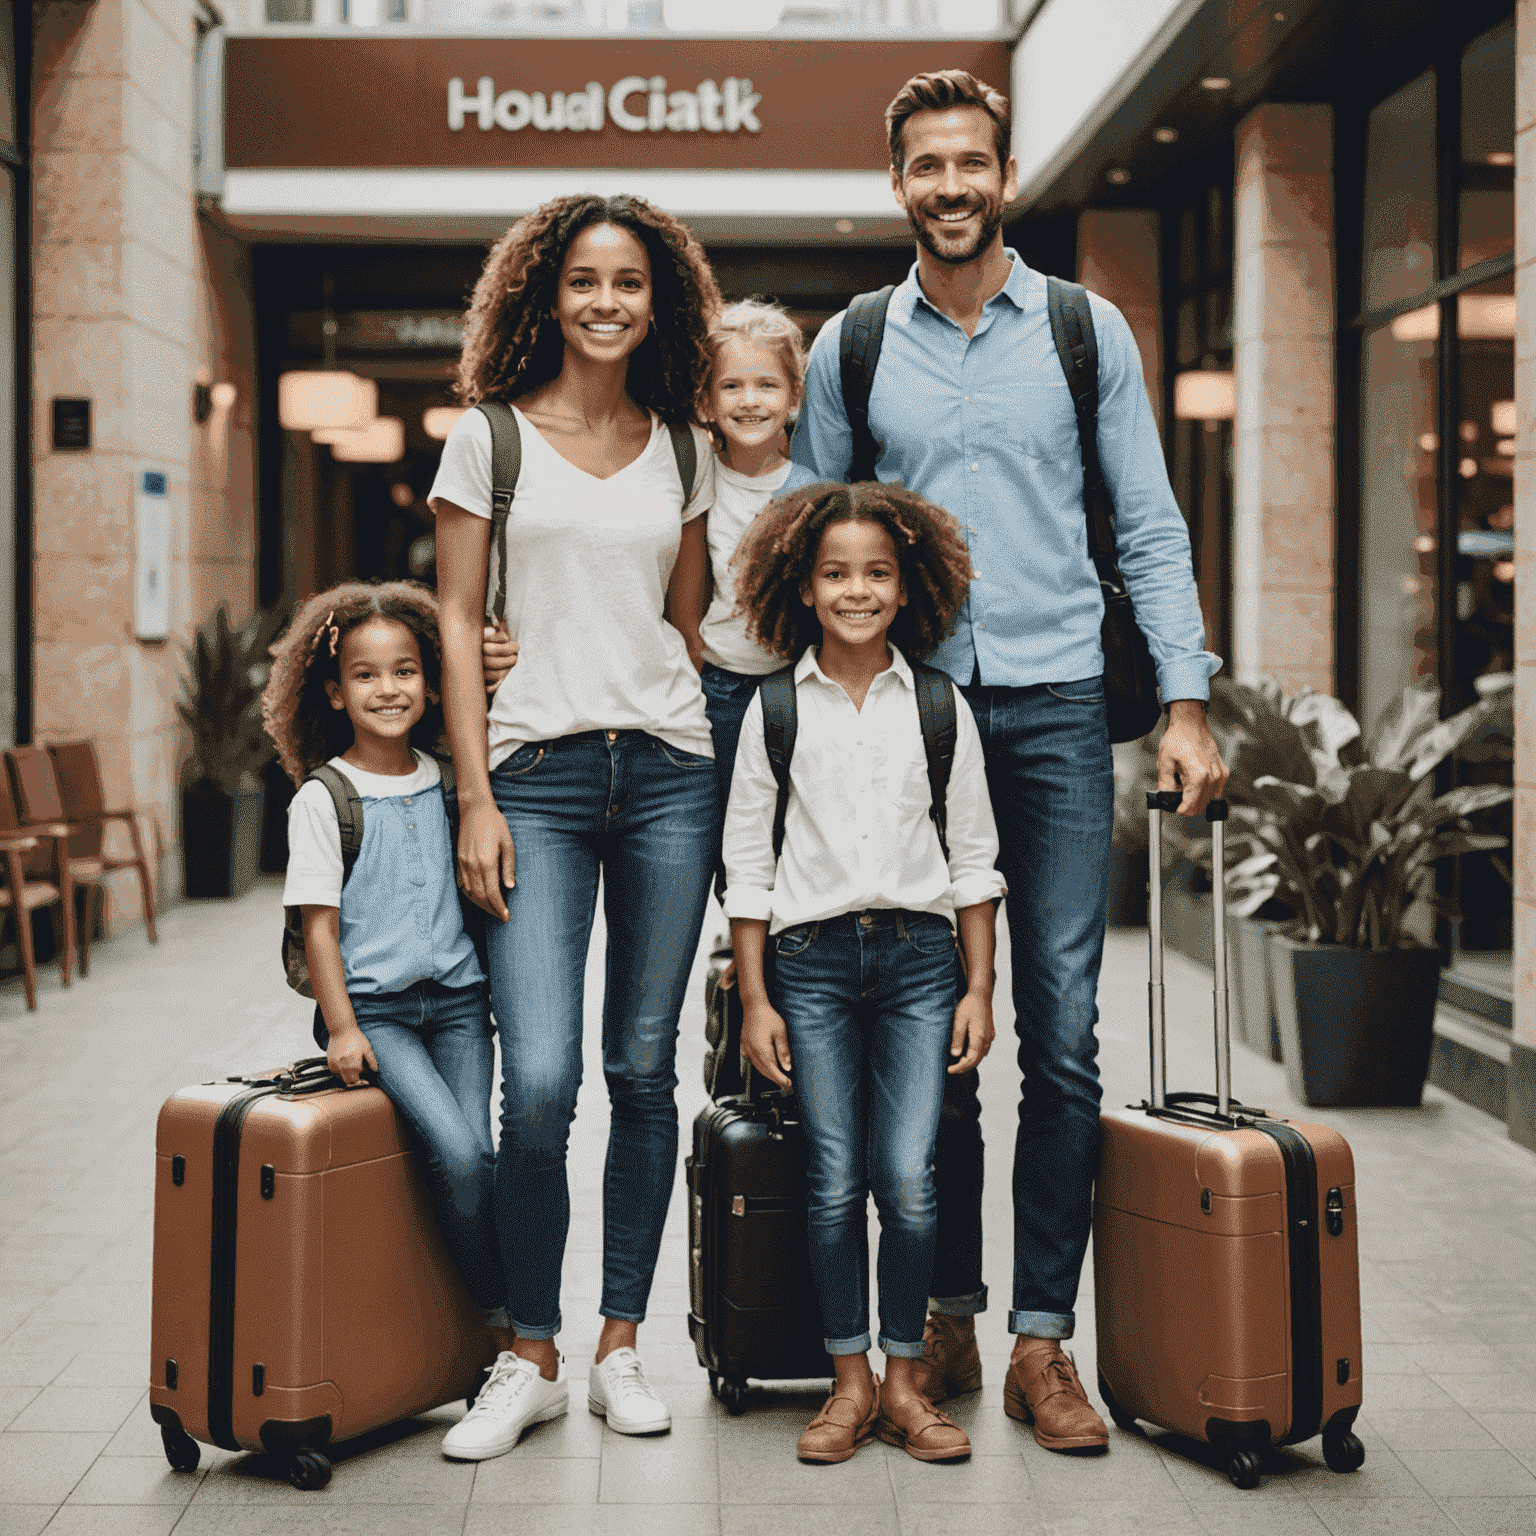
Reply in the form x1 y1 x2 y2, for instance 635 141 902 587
312 609 339 658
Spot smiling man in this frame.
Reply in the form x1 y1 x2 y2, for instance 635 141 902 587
784 70 1228 1453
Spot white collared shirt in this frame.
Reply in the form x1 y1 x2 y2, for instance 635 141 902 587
722 646 1005 934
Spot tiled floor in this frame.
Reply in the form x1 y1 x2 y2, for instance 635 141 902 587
2 881 1534 1535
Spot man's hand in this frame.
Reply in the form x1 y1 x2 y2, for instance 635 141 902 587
742 997 793 1091
482 622 519 693
948 990 995 1075
1158 699 1230 816
327 1025 378 1089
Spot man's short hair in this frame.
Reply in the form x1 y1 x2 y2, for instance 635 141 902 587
885 69 1012 178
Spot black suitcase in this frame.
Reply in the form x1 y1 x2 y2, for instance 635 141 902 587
686 1088 831 1414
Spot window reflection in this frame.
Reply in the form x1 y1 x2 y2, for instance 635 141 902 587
1460 17 1515 270
1362 69 1437 311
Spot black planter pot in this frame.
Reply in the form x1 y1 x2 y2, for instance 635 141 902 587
259 756 297 875
1269 935 1442 1107
1229 915 1285 1062
1106 845 1149 927
182 779 265 899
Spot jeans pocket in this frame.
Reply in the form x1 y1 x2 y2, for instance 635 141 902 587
904 915 957 957
774 923 818 958
495 743 548 778
1046 675 1106 705
656 740 715 772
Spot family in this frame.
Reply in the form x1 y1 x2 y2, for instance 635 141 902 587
263 67 1228 1469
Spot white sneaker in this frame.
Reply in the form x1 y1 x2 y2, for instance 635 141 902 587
441 1351 568 1461
588 1347 672 1435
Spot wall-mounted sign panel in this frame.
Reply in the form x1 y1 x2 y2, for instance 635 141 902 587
52 398 91 451
135 470 170 643
223 37 1011 174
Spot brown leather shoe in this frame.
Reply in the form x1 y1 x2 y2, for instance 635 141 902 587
909 1314 983 1404
1003 1341 1109 1452
796 1378 880 1463
876 1382 972 1462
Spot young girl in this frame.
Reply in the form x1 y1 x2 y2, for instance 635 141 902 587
722 481 1004 1465
262 581 512 1459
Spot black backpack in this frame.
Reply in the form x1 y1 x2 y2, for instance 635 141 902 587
476 402 700 621
832 278 1161 744
280 756 482 1048
757 659 958 862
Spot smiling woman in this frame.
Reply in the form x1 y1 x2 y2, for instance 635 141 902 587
425 192 725 1463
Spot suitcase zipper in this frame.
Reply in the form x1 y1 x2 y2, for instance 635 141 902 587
207 1082 282 1453
1250 1119 1324 1445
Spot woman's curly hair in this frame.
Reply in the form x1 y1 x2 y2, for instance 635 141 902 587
262 581 447 786
731 481 974 662
456 193 721 425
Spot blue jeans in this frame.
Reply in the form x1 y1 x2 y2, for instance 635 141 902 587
772 909 959 1358
699 663 763 816
486 730 718 1338
350 980 508 1326
930 678 1115 1339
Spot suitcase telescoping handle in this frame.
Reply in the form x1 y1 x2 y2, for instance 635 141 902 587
1146 791 1231 1117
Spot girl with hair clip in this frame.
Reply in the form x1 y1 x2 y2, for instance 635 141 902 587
430 193 721 1460
263 581 512 1437
722 481 1005 1466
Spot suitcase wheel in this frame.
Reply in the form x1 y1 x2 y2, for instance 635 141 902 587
713 1376 749 1416
160 1424 200 1475
285 1448 332 1491
1095 1372 1139 1434
1323 1430 1365 1475
1226 1449 1263 1490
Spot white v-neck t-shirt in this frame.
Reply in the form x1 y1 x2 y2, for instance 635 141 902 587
429 405 717 770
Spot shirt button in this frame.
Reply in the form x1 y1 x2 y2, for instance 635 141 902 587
403 797 413 806
964 395 972 404
978 622 986 631
607 730 618 742
970 462 979 472
407 823 415 830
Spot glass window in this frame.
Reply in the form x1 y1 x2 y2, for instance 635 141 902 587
266 0 315 17
1358 312 1438 736
1460 17 1515 270
1362 69 1437 311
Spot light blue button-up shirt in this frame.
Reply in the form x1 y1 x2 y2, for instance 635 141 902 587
785 252 1219 702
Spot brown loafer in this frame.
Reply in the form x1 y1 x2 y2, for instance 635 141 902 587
876 1383 972 1462
796 1378 880 1463
909 1314 983 1404
1003 1341 1109 1452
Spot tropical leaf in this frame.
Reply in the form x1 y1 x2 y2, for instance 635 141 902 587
1367 677 1441 770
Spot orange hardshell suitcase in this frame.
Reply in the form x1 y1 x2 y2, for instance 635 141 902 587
149 1060 489 1489
1093 794 1365 1491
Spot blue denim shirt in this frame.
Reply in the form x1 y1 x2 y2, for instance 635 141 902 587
785 252 1220 702
341 780 483 996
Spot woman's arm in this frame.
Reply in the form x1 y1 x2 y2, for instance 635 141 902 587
435 502 515 921
667 514 708 672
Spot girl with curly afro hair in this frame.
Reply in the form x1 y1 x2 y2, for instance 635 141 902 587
428 194 725 1442
261 580 514 1381
719 481 1005 1462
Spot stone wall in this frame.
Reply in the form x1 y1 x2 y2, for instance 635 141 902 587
31 0 257 926
1077 208 1164 439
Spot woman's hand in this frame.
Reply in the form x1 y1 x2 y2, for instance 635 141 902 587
948 990 995 1075
327 1024 378 1089
742 997 793 1091
482 621 519 693
458 798 516 922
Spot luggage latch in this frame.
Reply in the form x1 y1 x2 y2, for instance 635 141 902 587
1325 1187 1344 1236
253 1364 265 1397
1336 1357 1350 1385
260 1165 275 1200
171 1155 185 1187
1200 1189 1211 1215
731 1195 746 1217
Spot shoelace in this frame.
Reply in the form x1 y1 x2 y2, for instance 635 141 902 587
466 1356 536 1419
607 1352 654 1399
1041 1356 1083 1395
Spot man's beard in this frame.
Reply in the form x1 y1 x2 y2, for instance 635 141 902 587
908 197 1004 266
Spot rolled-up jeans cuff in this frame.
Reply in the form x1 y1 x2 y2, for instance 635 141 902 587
510 1316 560 1341
930 1288 987 1317
1009 1309 1074 1339
825 1332 872 1356
484 1308 512 1330
879 1335 927 1359
599 1306 646 1325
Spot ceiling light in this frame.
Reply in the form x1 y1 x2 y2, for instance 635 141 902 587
315 417 406 463
1413 535 1436 554
1491 400 1516 436
1154 127 1179 144
1487 150 1515 167
834 218 856 235
279 371 376 433
1107 167 1131 185
423 406 469 440
1497 438 1516 455
1200 77 1231 91
1173 370 1236 422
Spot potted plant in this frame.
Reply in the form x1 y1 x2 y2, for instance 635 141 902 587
1218 677 1510 1107
178 605 285 899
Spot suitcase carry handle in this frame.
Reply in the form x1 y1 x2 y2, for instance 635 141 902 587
1146 793 1231 1118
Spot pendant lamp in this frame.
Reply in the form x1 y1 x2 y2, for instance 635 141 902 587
315 417 406 463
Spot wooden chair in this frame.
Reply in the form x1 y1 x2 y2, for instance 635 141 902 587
47 740 160 945
0 785 73 1007
5 746 101 976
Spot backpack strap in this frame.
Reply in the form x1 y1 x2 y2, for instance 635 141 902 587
475 400 522 622
758 664 799 862
307 763 364 884
912 663 958 862
839 285 896 483
666 422 699 509
1045 276 1115 567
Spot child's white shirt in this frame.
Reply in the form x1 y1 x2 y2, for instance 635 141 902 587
282 750 441 909
699 456 791 675
721 646 1005 933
